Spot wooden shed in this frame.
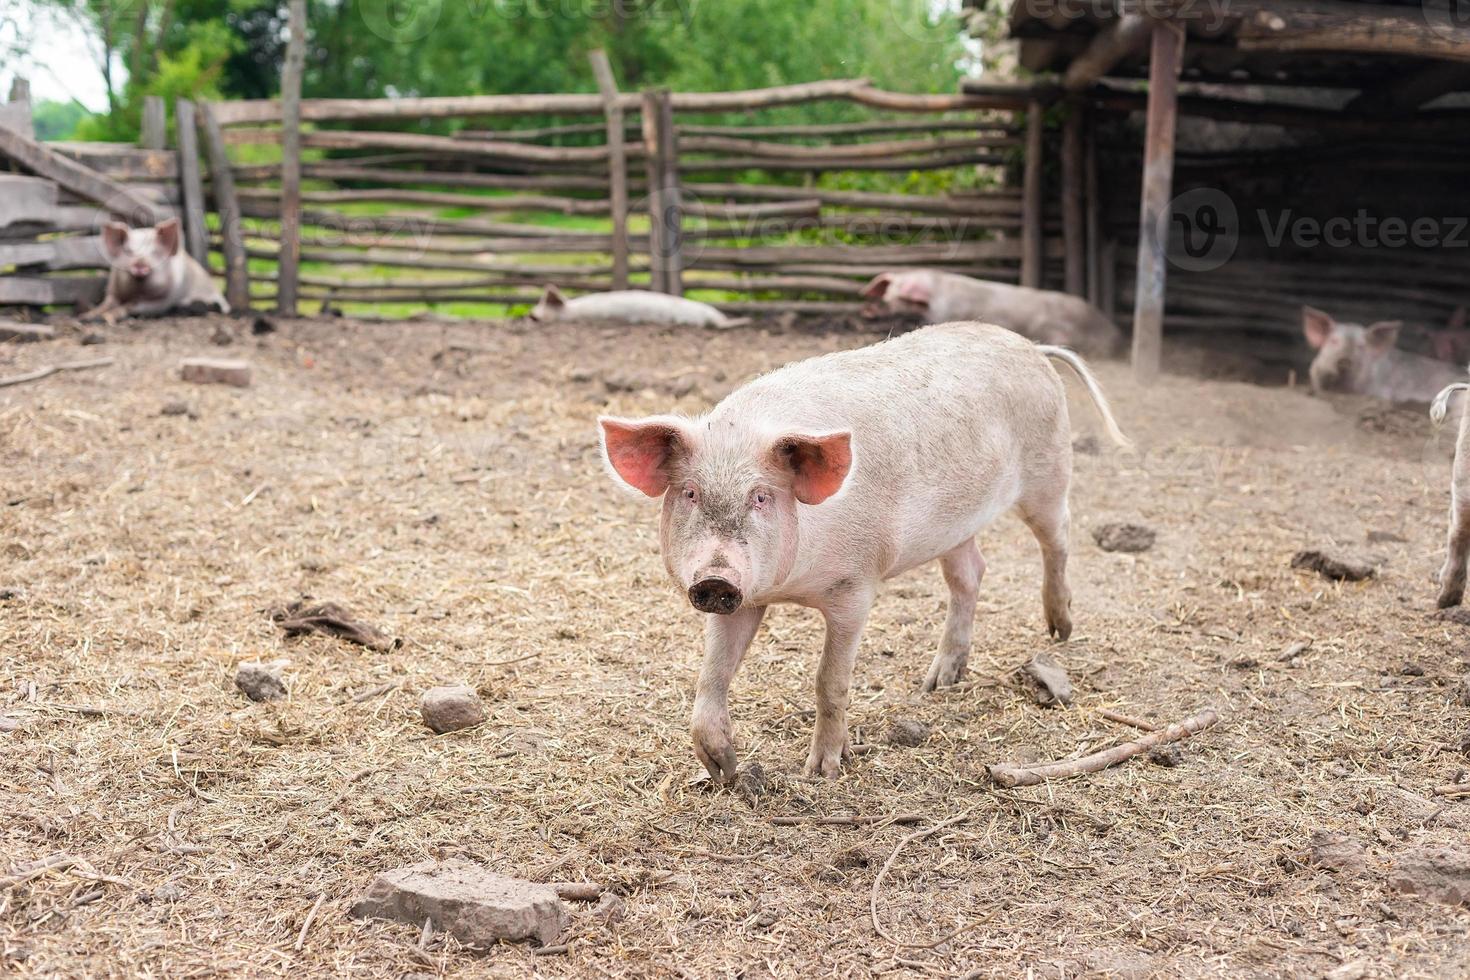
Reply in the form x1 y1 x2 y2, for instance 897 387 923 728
966 0 1470 381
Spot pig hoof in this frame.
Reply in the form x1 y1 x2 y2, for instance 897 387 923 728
802 741 850 779
1437 588 1464 609
692 725 739 784
921 659 966 693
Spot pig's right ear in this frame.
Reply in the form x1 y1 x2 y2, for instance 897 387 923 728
542 284 566 310
771 431 853 505
1302 306 1335 349
102 221 130 258
859 273 892 300
598 415 695 497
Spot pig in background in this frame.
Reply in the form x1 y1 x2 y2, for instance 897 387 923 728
1431 380 1470 608
1303 306 1464 404
83 218 228 325
859 269 1124 357
598 322 1130 782
530 285 746 328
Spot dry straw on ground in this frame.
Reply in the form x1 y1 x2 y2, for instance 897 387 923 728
2 315 1469 977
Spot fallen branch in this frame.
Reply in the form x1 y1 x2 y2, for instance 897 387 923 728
989 708 1220 788
0 357 114 389
1 852 77 889
295 892 327 951
1097 708 1158 732
870 812 971 946
772 812 922 827
550 882 603 901
1433 783 1470 798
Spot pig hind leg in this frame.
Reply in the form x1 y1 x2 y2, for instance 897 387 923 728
921 539 986 692
1438 399 1470 608
1017 483 1073 641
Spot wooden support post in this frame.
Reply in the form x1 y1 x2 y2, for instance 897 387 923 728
1130 19 1185 384
1020 100 1044 290
277 0 307 316
3 76 33 138
1061 104 1085 297
589 50 629 290
174 100 209 266
642 90 671 293
1084 110 1102 308
656 90 683 298
198 101 250 312
140 96 166 149
1100 239 1117 323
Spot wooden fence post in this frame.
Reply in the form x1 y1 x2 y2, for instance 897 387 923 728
4 76 34 138
656 90 683 297
1131 19 1185 384
588 50 629 290
1084 110 1102 308
174 99 209 266
1061 103 1085 297
277 0 307 316
140 96 166 149
641 89 667 293
1020 100 1044 289
198 101 250 311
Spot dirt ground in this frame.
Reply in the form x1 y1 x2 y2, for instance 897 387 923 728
3 313 1468 979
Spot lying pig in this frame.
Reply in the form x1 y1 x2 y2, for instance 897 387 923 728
530 285 746 328
83 218 228 324
1303 306 1462 403
860 269 1124 357
1431 381 1470 607
598 322 1130 781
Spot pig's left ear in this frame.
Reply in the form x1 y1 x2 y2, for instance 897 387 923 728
1365 321 1403 354
154 218 181 256
102 221 130 257
598 415 696 497
859 273 892 300
771 432 852 505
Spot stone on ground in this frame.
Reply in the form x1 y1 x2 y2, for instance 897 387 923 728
1290 549 1376 582
886 718 930 747
350 858 565 946
421 685 486 733
1092 522 1156 554
1023 651 1074 706
1388 845 1470 907
235 659 289 702
179 357 251 387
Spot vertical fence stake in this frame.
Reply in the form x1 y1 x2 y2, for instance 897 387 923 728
1084 110 1102 308
277 0 307 317
656 90 683 298
197 101 250 312
1061 103 1085 297
641 90 667 293
589 50 629 290
140 96 166 150
1131 19 1185 384
174 99 209 266
1020 100 1044 289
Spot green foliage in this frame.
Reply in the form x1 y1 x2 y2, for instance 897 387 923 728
31 99 90 140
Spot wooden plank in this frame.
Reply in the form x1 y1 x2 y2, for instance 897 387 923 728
1346 63 1470 115
277 0 307 316
236 186 610 214
1 75 33 138
288 128 619 162
1084 111 1102 307
1131 20 1185 384
0 129 162 225
1021 100 1045 289
589 49 629 290
1063 14 1151 91
642 90 667 294
0 174 57 228
0 275 106 306
48 143 178 179
1061 106 1085 297
679 134 1012 159
657 91 683 298
1235 0 1470 63
174 100 209 265
0 235 104 271
197 101 250 311
141 96 166 149
232 162 612 192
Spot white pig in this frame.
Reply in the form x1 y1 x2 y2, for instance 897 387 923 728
598 322 1130 781
1303 306 1462 403
530 285 746 328
860 269 1124 356
83 218 228 324
1431 380 1470 607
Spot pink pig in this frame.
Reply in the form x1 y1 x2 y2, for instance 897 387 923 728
1432 381 1470 608
598 322 1130 781
860 269 1124 356
1303 306 1462 403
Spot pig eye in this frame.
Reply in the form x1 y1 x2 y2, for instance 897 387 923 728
682 486 698 503
752 490 770 507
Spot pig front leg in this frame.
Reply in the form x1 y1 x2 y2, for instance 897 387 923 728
922 540 986 692
805 587 875 778
691 604 766 783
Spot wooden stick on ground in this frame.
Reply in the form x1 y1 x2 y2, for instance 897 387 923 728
1433 783 1470 799
869 811 971 946
294 892 327 951
990 708 1220 788
0 357 114 389
1097 707 1159 732
772 812 922 827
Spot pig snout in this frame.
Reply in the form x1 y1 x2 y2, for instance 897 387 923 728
688 576 742 615
129 260 153 280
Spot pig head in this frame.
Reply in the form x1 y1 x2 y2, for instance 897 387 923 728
1303 305 1465 403
529 285 568 323
598 415 851 614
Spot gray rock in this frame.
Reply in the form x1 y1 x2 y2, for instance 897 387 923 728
1310 832 1368 874
1092 522 1156 554
0 716 20 732
886 718 930 747
1023 651 1074 706
210 323 235 346
1290 549 1376 582
351 858 565 946
1388 845 1470 906
235 659 289 702
421 685 486 734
